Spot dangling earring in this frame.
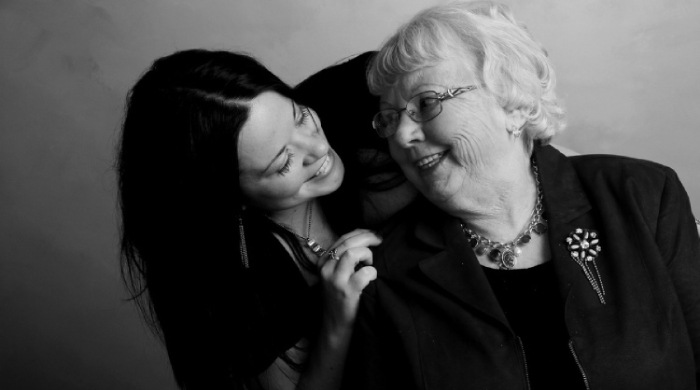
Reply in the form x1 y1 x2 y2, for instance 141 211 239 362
508 125 522 139
512 127 522 138
238 207 249 269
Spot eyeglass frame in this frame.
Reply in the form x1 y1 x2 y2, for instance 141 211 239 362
372 85 479 138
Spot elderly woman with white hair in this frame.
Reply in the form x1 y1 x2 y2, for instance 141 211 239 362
343 2 700 389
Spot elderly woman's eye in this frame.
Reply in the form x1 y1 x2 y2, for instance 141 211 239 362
418 97 440 112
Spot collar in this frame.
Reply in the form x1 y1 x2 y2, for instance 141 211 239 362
533 144 591 224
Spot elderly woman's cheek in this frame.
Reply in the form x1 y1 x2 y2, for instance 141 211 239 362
452 135 480 168
451 123 494 173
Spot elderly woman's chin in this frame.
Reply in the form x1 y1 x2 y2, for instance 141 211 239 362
405 160 464 207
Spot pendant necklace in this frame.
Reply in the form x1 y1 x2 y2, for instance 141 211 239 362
272 202 328 258
461 160 548 270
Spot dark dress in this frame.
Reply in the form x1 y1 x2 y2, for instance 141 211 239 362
344 145 700 390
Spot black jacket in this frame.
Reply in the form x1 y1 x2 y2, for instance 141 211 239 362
345 145 700 390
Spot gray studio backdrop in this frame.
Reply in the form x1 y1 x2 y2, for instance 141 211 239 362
1 0 699 389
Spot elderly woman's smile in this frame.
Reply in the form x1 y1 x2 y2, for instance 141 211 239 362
414 151 448 170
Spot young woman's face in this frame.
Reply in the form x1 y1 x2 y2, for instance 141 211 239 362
237 91 344 211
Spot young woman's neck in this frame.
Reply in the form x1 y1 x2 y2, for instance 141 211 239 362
268 200 337 248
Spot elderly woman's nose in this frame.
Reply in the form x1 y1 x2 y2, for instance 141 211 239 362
392 114 425 147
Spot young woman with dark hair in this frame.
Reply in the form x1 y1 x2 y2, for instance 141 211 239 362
294 51 420 228
117 49 379 390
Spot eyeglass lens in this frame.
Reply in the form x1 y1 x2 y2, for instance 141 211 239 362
374 91 442 136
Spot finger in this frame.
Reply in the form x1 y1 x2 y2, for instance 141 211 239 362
328 229 374 252
333 229 373 244
324 248 341 267
334 247 373 281
349 265 377 291
330 231 382 258
319 249 341 279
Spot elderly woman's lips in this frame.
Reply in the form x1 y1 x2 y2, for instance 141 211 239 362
415 152 446 170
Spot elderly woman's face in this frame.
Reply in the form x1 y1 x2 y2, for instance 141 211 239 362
381 58 517 207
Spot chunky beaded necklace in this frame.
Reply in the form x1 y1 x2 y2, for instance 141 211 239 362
460 161 548 270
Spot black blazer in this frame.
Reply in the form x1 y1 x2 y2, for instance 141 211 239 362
345 145 700 390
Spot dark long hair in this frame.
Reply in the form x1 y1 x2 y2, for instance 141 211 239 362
295 51 407 229
117 49 311 388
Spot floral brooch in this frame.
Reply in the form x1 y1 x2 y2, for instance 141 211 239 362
566 228 606 304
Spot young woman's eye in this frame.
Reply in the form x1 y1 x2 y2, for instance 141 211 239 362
278 152 294 175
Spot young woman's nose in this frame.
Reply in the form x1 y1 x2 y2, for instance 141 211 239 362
300 135 329 165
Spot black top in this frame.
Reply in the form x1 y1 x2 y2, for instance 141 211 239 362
239 236 321 377
483 261 586 389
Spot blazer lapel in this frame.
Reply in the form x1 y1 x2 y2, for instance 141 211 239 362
414 208 510 329
535 145 597 306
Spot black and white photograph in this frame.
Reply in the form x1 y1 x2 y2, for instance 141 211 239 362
1 1 699 389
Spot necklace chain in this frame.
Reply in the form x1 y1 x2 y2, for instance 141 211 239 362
271 202 327 258
460 160 548 270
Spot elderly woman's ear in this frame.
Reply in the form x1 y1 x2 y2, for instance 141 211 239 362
505 107 529 137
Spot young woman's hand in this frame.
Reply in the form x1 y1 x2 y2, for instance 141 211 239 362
319 229 381 332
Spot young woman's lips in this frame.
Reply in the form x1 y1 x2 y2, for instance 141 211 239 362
414 151 447 170
311 153 333 180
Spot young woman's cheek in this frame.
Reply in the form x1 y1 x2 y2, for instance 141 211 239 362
269 175 304 199
244 174 299 205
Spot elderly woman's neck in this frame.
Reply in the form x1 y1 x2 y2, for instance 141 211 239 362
449 156 539 242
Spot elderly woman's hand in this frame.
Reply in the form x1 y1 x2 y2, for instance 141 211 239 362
319 229 380 332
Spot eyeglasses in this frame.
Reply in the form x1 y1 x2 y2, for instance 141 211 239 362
372 85 479 138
